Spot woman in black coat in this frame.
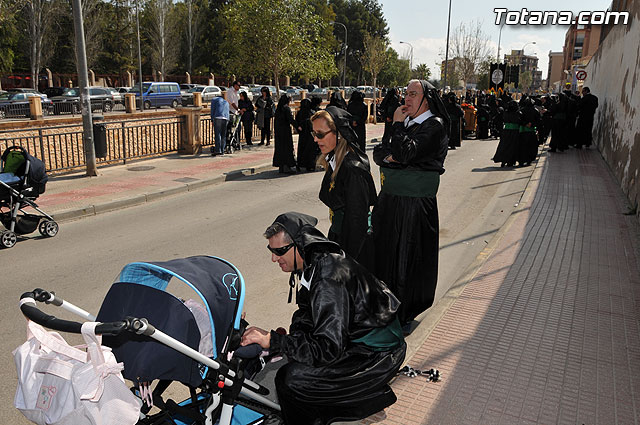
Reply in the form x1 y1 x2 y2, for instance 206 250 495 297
347 90 368 151
273 94 297 174
238 91 254 145
255 87 274 146
328 91 348 110
518 97 541 166
312 106 377 273
295 98 317 172
444 93 464 149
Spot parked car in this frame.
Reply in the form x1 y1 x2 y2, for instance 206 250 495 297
285 88 302 100
116 87 132 94
300 84 318 92
50 87 114 115
181 85 223 105
0 92 54 119
179 83 198 94
7 88 49 100
131 82 182 109
106 87 123 105
356 85 376 98
42 87 67 98
308 87 328 99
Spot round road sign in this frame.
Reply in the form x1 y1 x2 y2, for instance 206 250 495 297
491 69 504 85
576 70 587 80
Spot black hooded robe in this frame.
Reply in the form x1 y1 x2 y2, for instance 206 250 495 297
295 99 317 171
347 93 368 151
492 103 521 167
372 101 449 325
318 106 377 273
576 93 598 147
518 100 541 165
268 212 406 425
273 103 297 168
445 100 464 148
476 104 491 139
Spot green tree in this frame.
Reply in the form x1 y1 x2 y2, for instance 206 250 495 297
362 33 387 122
0 0 20 77
378 48 410 87
222 0 336 93
476 59 491 91
412 63 431 81
329 0 388 85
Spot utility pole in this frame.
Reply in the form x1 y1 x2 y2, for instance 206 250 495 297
443 0 452 91
71 0 96 176
135 0 144 110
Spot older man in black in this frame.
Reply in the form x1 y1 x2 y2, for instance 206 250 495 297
576 87 599 149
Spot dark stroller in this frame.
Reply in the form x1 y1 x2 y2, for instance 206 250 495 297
18 256 282 425
225 114 242 154
0 146 58 248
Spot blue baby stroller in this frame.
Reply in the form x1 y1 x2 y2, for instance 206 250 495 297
18 256 282 425
0 145 58 248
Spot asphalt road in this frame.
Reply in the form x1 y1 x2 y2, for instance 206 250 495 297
0 137 535 423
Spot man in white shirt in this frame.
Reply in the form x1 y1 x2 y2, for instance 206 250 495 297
227 81 241 115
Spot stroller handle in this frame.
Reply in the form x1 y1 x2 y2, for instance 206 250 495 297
20 289 128 336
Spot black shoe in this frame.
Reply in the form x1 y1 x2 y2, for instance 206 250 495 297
258 142 264 146
247 142 253 145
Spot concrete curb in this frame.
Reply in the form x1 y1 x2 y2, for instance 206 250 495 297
51 162 274 223
403 148 547 364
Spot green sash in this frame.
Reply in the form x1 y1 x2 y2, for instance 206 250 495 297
519 125 536 133
503 123 519 130
352 318 404 351
380 168 439 198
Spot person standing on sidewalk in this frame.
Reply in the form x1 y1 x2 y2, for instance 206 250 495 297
445 92 464 150
227 81 241 144
273 94 297 174
347 90 368 152
241 212 405 425
575 87 598 149
312 106 377 273
238 91 254 145
295 98 317 172
372 79 450 328
255 87 274 145
380 88 401 144
210 96 229 156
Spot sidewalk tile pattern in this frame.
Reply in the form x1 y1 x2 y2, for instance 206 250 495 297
364 149 640 424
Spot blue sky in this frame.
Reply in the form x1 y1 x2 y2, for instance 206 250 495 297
380 0 613 80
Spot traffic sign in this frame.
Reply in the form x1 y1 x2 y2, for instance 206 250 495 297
576 70 587 80
491 69 504 85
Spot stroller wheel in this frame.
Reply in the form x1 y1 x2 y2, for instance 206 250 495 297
39 220 59 238
0 230 17 248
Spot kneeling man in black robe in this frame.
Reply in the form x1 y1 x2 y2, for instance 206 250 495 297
241 212 406 425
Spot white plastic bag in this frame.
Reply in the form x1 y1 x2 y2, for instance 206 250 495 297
13 320 141 425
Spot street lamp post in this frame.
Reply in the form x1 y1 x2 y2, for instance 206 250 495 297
330 21 347 87
443 0 452 91
520 41 536 92
399 41 414 71
497 23 504 63
135 0 144 110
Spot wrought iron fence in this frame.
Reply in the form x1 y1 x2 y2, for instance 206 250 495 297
0 116 183 173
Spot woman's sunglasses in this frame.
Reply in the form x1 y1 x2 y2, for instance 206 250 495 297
312 130 334 139
267 242 294 256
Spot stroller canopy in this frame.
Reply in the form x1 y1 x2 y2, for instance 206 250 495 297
96 256 246 386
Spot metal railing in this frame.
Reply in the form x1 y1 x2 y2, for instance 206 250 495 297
0 116 183 173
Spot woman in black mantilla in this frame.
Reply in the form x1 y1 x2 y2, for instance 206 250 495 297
311 106 377 272
295 98 318 172
372 79 450 327
273 93 297 174
255 86 274 145
492 100 521 167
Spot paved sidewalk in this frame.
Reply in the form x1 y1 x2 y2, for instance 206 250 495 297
36 123 385 221
364 147 640 424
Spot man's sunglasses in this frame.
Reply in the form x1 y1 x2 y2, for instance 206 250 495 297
267 242 294 256
312 130 334 139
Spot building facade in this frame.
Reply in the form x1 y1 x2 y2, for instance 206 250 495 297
503 49 541 92
546 51 564 92
562 23 602 87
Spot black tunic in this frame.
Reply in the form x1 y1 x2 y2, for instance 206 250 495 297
347 101 368 151
518 103 541 165
270 234 406 425
295 104 317 171
576 93 598 147
319 151 377 272
445 102 464 147
492 108 521 166
273 104 297 167
372 115 448 324
476 105 491 139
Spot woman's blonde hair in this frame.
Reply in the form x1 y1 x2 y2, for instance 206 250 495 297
311 110 352 182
